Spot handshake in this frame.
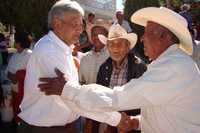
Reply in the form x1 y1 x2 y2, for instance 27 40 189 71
117 112 140 133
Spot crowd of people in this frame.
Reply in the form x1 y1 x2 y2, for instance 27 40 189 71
0 0 200 133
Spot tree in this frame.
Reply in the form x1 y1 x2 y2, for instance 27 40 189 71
159 0 183 8
0 0 57 39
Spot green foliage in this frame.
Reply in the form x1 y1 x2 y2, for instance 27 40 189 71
158 0 184 7
0 23 6 33
124 0 160 21
0 0 57 39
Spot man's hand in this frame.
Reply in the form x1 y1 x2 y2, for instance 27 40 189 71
117 112 139 133
38 68 66 95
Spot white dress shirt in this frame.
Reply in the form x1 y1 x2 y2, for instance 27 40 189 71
19 31 120 127
79 47 109 84
62 45 200 133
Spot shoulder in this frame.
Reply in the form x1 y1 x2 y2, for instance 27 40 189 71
32 35 55 56
99 58 112 70
160 50 196 76
80 51 93 61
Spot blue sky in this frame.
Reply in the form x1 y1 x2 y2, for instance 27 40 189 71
116 0 124 10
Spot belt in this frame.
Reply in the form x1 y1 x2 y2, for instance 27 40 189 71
20 121 75 129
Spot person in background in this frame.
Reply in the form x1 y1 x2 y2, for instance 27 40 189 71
179 4 193 30
190 28 200 69
6 31 32 124
79 25 109 85
28 32 36 50
78 19 93 53
0 33 9 66
86 12 96 43
113 10 132 33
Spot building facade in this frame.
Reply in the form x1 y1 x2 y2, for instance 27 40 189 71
76 0 116 19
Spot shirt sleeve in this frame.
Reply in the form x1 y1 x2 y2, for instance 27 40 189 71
62 59 179 112
62 99 121 126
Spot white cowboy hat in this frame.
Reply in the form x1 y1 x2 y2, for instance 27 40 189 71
93 18 112 30
98 24 137 49
131 7 193 55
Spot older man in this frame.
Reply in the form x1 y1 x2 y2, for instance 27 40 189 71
97 24 146 133
39 7 200 133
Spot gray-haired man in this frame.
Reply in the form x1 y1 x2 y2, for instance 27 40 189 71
18 1 130 133
18 0 84 132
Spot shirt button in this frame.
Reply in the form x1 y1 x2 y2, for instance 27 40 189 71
105 77 108 80
106 66 109 69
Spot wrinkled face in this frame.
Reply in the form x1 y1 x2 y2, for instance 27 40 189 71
54 11 83 44
142 21 166 60
91 26 108 49
107 38 130 63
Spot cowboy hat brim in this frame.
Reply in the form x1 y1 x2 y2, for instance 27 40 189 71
98 33 137 49
131 7 193 55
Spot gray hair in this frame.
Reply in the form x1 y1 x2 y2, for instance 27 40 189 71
48 0 84 29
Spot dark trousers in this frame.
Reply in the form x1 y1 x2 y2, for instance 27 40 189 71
18 121 77 133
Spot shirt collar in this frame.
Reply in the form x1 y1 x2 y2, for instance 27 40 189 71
157 44 179 59
48 31 72 54
150 44 179 67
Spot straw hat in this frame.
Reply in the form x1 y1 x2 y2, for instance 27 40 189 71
98 24 137 49
131 7 193 55
93 18 112 30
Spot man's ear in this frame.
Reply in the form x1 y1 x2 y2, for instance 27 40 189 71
52 17 62 30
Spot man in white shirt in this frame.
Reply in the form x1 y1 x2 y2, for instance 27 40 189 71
39 7 200 133
79 25 109 85
19 1 126 133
